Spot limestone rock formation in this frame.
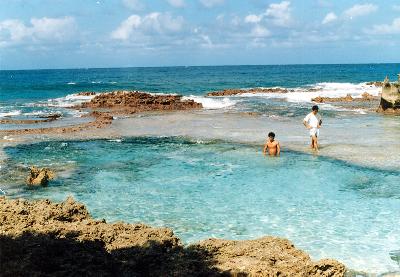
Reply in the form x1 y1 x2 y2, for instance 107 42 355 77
26 166 55 186
377 75 400 114
195 238 346 277
0 196 347 276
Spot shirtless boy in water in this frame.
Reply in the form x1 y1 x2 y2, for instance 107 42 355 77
263 132 280 156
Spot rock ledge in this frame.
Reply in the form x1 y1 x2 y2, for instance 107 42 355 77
0 197 346 276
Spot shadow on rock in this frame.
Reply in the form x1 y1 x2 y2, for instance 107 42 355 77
0 231 222 277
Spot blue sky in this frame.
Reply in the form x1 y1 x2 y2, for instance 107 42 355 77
1 0 399 69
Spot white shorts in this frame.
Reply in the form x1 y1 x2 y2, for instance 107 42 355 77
309 128 319 137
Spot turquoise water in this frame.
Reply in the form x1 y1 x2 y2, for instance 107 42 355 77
2 137 400 273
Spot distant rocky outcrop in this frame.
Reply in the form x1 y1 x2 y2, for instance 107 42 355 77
0 196 347 276
77 91 97 96
26 166 55 186
312 92 376 103
78 91 202 114
207 87 288 96
377 75 400 114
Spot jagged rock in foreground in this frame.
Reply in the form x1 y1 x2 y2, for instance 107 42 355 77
196 238 346 276
0 197 346 276
377 75 400 114
26 166 55 186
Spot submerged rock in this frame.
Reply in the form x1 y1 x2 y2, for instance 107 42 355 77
0 197 346 276
26 166 55 186
377 75 400 114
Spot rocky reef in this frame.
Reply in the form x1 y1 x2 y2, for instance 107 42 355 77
0 196 346 276
207 87 288 96
0 91 202 136
78 90 202 114
377 75 400 114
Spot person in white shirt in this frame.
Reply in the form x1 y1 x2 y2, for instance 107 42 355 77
303 105 322 151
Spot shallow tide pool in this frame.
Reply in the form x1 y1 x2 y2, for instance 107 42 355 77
2 137 400 274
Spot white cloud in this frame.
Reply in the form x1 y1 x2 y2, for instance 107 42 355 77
111 12 184 41
245 14 262 24
199 0 224 8
111 15 141 40
322 12 337 24
250 25 271 37
167 0 185 8
0 16 76 47
343 3 377 19
122 0 144 11
265 1 292 27
366 17 400 35
244 1 292 28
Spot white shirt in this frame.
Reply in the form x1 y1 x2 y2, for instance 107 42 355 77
304 112 319 128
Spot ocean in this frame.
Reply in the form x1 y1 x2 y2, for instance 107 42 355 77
1 64 400 274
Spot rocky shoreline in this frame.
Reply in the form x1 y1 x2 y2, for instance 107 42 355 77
0 196 346 276
0 91 202 136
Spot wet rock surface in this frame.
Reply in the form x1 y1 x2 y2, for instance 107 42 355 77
0 197 346 276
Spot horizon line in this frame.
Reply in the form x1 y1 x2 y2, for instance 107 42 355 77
1 62 400 72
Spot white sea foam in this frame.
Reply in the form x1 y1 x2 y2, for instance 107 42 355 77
67 82 76 85
183 96 237 109
47 93 96 108
0 110 22 118
236 82 380 103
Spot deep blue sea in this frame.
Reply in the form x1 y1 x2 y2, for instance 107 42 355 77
1 64 400 274
1 63 398 122
1 64 400 101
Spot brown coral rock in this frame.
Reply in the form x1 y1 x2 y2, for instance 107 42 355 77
79 91 202 113
312 93 377 103
0 197 346 276
194 237 346 277
26 166 55 186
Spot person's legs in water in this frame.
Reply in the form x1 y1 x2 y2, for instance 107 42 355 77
311 134 318 151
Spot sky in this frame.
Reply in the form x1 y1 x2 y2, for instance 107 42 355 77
0 0 399 69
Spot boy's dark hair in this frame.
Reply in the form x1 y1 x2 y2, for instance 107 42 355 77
312 105 319 111
268 132 275 138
